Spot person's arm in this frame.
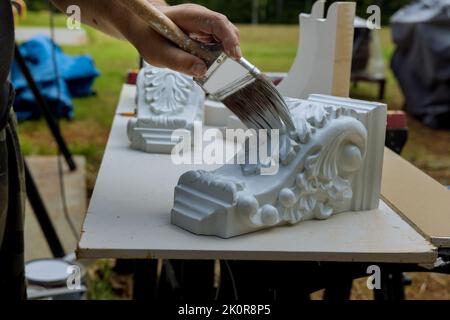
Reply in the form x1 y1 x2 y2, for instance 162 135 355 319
51 0 241 77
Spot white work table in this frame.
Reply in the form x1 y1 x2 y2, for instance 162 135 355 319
77 84 437 264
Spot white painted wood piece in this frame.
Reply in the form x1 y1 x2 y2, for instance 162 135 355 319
127 64 205 154
171 95 386 238
382 148 450 248
77 85 436 263
277 1 355 98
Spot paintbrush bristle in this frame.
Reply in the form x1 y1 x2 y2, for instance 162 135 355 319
222 77 295 132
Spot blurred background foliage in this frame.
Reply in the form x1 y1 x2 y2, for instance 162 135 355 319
26 0 412 25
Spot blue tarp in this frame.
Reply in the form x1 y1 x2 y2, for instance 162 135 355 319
11 35 100 120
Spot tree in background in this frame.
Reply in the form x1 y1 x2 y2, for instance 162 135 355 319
26 0 48 10
26 0 412 25
167 0 411 25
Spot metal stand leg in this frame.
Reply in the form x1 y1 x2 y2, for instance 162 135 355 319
133 259 158 300
114 259 135 275
25 162 65 258
378 79 386 100
385 129 408 155
156 260 215 300
15 42 75 258
374 271 405 300
218 261 278 301
12 44 91 302
179 260 215 300
14 44 76 171
323 279 353 300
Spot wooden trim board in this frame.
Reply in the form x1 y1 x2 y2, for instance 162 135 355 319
331 2 355 97
382 148 450 248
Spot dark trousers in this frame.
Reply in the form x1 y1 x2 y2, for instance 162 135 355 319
0 110 26 300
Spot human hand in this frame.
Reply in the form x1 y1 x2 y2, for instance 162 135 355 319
123 3 241 77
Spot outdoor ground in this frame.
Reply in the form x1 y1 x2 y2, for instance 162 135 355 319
17 12 450 299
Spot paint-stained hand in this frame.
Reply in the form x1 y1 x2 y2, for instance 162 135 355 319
125 3 241 77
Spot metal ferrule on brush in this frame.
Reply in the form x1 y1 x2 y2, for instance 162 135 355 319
238 57 261 78
196 53 262 101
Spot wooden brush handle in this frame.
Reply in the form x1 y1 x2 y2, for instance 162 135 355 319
123 0 221 65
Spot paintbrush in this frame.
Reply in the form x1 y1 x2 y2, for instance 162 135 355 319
124 0 295 133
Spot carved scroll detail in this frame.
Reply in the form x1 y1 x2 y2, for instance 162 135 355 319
238 111 367 230
247 121 366 227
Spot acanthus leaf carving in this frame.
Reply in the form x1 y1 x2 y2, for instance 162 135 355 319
143 68 194 115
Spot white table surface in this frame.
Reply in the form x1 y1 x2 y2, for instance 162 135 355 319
77 85 437 264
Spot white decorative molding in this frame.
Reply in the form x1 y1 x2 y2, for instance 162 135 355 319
171 95 387 238
127 64 205 154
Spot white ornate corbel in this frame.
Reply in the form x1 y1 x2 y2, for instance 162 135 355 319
171 95 386 238
127 64 205 154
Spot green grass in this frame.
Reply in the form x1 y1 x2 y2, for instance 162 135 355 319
85 260 130 300
20 11 68 27
239 25 300 71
